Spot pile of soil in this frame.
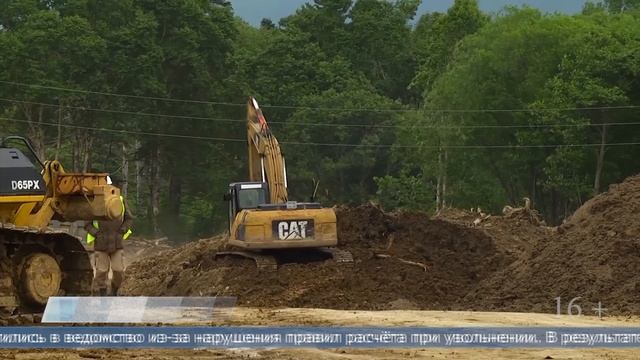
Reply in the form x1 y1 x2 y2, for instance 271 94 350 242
124 237 172 267
122 174 640 314
122 204 510 310
434 207 550 259
467 175 640 314
433 207 481 224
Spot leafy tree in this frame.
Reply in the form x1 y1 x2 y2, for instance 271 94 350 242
280 0 352 58
375 173 434 211
2 0 640 237
408 9 574 215
535 11 640 199
283 85 401 205
345 0 420 100
412 0 487 97
604 0 640 12
0 6 106 161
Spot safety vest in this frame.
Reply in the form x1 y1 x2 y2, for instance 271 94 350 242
86 196 132 245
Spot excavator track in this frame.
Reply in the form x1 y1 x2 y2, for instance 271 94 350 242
215 247 353 271
0 224 93 322
214 251 278 271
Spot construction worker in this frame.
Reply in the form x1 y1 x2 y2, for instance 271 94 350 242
85 177 134 296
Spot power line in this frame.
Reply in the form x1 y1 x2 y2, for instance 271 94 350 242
0 98 247 124
3 97 640 130
0 80 242 107
0 80 415 112
2 116 640 149
2 80 640 113
0 116 245 143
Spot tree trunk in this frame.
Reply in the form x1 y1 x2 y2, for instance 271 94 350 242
550 188 558 225
486 151 516 204
71 138 77 171
121 143 129 197
593 123 608 195
442 149 448 208
103 140 113 171
55 104 63 160
23 106 46 161
135 140 142 207
530 164 537 209
81 133 93 172
168 173 182 218
149 144 162 236
435 149 442 211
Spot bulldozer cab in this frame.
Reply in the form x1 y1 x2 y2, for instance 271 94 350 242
0 148 46 197
0 137 46 199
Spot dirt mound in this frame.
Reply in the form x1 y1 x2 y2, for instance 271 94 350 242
122 174 640 314
121 236 228 297
435 207 550 259
503 207 545 226
468 174 640 314
122 204 509 310
433 207 480 224
124 237 172 267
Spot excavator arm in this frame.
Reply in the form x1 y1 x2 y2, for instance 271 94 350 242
246 98 288 204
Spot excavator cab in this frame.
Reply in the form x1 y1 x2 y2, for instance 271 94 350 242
225 182 269 229
228 182 268 211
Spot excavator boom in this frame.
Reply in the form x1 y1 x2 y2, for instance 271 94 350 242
246 98 288 204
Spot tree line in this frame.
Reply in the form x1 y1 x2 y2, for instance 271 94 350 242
1 0 639 240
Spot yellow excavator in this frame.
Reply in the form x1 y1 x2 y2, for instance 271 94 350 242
219 98 352 270
0 136 123 318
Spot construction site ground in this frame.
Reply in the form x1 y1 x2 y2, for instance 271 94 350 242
6 174 640 359
1 309 639 359
122 174 640 315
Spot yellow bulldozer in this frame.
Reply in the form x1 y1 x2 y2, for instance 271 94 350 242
219 98 352 270
0 136 123 318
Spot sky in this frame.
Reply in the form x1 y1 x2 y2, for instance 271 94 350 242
229 0 591 26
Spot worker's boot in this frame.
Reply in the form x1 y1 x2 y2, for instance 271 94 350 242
111 286 120 296
98 288 108 297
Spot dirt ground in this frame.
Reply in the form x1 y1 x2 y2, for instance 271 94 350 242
466 174 640 314
65 174 640 359
123 237 172 267
121 205 513 311
123 174 640 315
4 348 632 360
1 308 639 359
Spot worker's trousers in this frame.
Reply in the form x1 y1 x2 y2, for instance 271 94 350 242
92 249 125 293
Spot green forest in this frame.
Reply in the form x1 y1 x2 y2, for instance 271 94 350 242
1 0 639 240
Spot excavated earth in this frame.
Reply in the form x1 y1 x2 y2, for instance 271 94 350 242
122 174 640 315
466 174 640 314
122 205 513 310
